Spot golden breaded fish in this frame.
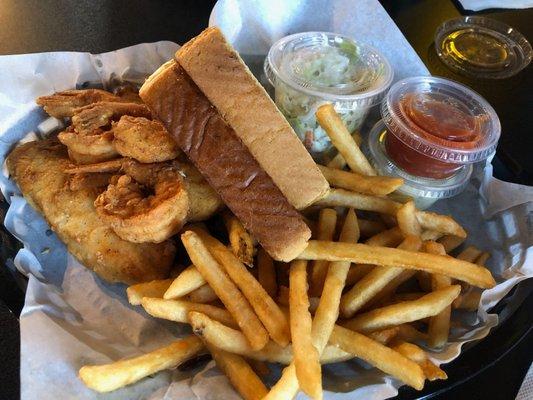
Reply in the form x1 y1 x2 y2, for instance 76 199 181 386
6 139 175 284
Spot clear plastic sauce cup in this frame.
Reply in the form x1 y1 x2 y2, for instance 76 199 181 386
264 32 393 161
381 76 500 179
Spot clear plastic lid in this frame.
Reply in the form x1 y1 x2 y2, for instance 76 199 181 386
264 32 393 107
435 17 532 79
365 120 472 202
381 76 501 164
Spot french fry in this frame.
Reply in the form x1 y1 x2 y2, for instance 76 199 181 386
257 248 277 298
392 341 447 381
164 265 205 299
343 285 461 333
475 251 491 267
330 325 425 390
186 284 218 303
424 241 452 348
310 208 337 296
397 324 429 343
141 297 237 328
181 231 269 351
358 218 387 238
453 289 482 311
316 104 375 176
397 201 422 237
278 289 320 314
365 227 404 247
313 209 359 353
263 364 300 400
207 343 268 400
345 264 375 286
192 229 290 347
126 279 173 306
457 246 482 262
314 189 466 237
390 293 426 303
298 241 495 288
367 327 400 345
79 336 204 393
437 235 465 253
289 260 322 399
326 131 363 170
318 165 403 196
223 211 255 267
340 235 422 318
248 359 270 377
188 311 352 364
366 270 418 309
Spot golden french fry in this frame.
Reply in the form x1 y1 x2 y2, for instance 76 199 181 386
188 311 352 364
367 270 418 310
343 285 461 333
257 248 277 298
318 165 403 196
263 364 300 400
312 208 359 353
392 341 447 381
397 324 429 343
475 251 491 266
390 293 426 303
316 104 375 176
366 327 400 345
452 288 482 311
207 343 268 400
457 246 482 262
141 297 237 328
340 235 422 318
298 241 495 288
192 229 290 347
326 132 363 170
181 231 269 351
365 227 404 247
424 241 452 348
164 265 205 299
437 235 465 253
358 218 387 238
315 189 466 238
330 325 425 390
79 336 204 393
290 260 322 399
126 279 173 306
397 201 422 237
223 211 255 267
345 264 375 286
310 208 337 296
186 284 218 303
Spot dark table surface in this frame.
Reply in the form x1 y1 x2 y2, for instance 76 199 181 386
0 1 531 400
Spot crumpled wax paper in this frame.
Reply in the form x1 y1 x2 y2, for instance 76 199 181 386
0 0 532 399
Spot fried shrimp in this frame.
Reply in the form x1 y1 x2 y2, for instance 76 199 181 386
71 102 152 135
36 89 120 118
113 116 180 163
94 160 189 243
58 102 152 164
66 157 223 237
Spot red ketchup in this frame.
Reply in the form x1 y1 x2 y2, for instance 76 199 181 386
381 77 500 180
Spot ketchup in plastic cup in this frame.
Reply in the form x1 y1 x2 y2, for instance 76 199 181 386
381 76 500 179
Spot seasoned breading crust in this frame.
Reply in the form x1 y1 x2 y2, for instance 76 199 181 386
6 139 175 284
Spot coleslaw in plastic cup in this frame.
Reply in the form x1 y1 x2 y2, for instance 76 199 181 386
264 31 393 161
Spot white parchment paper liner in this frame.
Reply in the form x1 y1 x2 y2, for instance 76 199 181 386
0 1 531 398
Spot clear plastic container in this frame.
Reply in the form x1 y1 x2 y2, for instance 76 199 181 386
264 32 393 161
382 76 500 179
435 16 532 79
365 120 472 209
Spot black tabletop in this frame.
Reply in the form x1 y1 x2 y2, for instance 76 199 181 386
0 1 531 400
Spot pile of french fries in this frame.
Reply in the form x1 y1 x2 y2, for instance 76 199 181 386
79 104 495 399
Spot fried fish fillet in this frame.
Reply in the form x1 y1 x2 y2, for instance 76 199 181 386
6 139 175 284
